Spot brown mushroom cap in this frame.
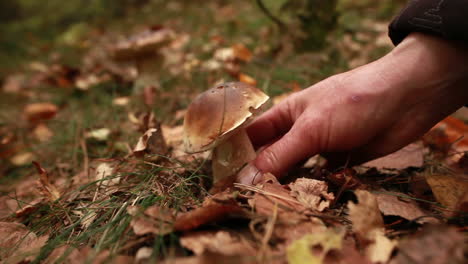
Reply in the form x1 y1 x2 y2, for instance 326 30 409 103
112 28 174 60
183 82 269 153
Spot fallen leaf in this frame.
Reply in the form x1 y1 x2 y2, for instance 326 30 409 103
174 192 245 231
246 182 306 223
23 102 58 123
2 74 25 93
366 229 397 263
287 228 344 264
238 73 257 86
133 127 168 157
273 219 327 246
425 173 468 210
0 222 48 263
10 152 35 166
390 225 466 264
43 245 91 264
85 128 111 142
348 190 396 263
93 162 120 187
375 192 437 224
128 205 175 236
161 253 256 264
364 142 425 169
180 230 256 256
32 161 60 201
289 178 334 212
135 247 153 263
232 43 252 62
113 96 130 106
348 190 384 238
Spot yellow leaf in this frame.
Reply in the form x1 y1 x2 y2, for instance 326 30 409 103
287 229 344 264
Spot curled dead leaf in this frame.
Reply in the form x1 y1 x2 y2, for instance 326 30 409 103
32 161 60 202
289 178 334 212
133 127 168 157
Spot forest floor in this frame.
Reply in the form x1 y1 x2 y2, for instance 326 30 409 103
0 1 467 263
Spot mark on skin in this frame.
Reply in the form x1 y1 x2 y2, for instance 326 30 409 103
350 95 362 103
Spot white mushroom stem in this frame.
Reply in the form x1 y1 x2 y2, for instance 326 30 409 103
134 54 163 93
212 128 256 183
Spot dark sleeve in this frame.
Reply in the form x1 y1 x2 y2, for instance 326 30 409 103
389 0 468 46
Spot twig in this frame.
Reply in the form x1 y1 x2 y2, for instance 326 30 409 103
80 138 89 177
255 0 286 29
234 183 302 205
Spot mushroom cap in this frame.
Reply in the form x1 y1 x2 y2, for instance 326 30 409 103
112 28 174 60
183 82 269 153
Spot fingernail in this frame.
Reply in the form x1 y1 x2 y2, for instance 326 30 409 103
236 162 263 185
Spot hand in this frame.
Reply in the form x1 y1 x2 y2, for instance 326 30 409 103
243 33 468 182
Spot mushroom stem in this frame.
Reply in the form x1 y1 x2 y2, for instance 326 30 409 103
134 54 163 93
212 128 256 183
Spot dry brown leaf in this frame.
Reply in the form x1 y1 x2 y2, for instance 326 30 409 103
128 205 175 236
348 190 396 263
93 162 120 187
133 127 168 157
32 161 60 201
23 102 58 123
289 178 334 212
390 225 466 264
42 245 91 264
180 230 256 256
232 43 252 62
364 142 425 169
161 253 258 264
0 222 48 263
348 190 384 238
425 173 468 210
238 73 257 86
174 193 245 231
247 182 306 223
375 192 437 224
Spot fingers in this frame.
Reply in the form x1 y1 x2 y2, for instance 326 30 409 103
253 118 320 177
247 97 298 148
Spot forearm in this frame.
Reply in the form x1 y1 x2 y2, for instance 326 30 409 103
355 33 468 112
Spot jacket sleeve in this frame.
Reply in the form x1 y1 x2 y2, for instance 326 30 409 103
389 0 468 46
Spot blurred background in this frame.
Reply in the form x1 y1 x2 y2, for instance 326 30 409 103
0 0 407 194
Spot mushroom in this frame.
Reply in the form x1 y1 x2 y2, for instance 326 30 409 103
111 27 174 93
183 82 269 183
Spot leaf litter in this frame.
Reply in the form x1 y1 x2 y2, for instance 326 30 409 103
1 1 467 263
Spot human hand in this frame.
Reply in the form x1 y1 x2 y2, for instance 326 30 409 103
242 33 468 183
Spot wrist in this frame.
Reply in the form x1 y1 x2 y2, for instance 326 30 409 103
364 33 468 110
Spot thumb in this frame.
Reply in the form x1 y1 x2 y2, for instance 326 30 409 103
253 118 321 177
